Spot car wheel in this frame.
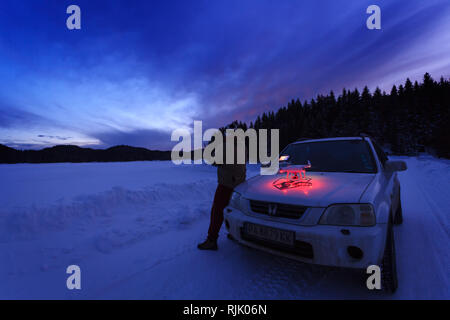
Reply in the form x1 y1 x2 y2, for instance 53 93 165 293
381 221 398 293
393 187 403 225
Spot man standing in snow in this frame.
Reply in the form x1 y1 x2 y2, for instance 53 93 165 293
198 136 246 250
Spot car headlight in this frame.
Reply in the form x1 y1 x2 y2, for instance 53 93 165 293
228 192 248 212
319 204 376 226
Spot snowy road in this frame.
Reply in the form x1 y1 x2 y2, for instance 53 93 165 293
0 157 448 299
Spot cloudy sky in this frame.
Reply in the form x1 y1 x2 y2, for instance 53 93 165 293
0 0 449 150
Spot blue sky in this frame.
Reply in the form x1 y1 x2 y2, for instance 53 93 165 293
0 0 449 150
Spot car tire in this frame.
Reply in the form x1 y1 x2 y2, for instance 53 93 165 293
381 221 398 293
393 187 403 225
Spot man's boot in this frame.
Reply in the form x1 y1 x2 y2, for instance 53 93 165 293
197 238 218 250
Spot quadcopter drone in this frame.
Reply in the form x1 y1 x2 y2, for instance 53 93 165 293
273 157 312 190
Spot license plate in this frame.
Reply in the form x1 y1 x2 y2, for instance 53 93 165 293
244 223 294 246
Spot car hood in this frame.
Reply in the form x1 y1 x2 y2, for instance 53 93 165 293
235 172 376 207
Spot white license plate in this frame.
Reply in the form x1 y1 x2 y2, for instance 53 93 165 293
244 223 295 246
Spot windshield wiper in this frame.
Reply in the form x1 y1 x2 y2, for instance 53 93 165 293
306 169 373 173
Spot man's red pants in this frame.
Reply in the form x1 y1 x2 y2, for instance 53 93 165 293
207 184 234 241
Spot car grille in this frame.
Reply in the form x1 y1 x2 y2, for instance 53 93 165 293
249 200 307 219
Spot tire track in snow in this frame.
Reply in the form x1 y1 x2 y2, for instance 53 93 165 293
394 157 449 298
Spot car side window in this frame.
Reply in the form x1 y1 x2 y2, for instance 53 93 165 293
373 142 388 167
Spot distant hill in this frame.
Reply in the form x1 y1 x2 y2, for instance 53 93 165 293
0 144 172 164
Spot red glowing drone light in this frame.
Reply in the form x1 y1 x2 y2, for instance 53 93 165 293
273 160 312 190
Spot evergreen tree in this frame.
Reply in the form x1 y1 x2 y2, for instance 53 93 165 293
221 73 450 157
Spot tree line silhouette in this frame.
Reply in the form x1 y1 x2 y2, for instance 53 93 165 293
0 144 171 164
222 73 449 158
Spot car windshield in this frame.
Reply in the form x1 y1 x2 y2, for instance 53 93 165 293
280 140 377 173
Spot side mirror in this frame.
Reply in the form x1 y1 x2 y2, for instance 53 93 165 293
384 160 407 172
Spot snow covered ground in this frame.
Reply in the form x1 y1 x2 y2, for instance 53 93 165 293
0 156 448 299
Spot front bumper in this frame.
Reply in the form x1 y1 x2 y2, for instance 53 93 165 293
224 206 386 269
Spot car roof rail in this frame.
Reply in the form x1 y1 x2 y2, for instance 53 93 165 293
296 137 314 142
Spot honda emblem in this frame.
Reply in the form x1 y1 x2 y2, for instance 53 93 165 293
268 204 277 216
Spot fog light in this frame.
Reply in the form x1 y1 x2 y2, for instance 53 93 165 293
347 246 364 260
